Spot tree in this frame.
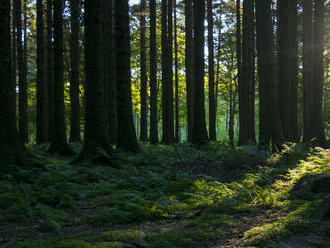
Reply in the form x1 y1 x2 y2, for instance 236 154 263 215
140 0 148 142
48 0 74 155
46 0 54 141
161 0 174 144
239 0 256 145
103 0 117 145
174 0 180 143
115 0 140 152
36 0 47 143
15 0 28 143
277 0 298 141
69 0 82 143
0 0 27 169
256 0 283 148
302 0 314 143
75 0 114 162
312 0 326 145
192 0 208 144
184 0 193 142
149 0 159 144
207 0 216 141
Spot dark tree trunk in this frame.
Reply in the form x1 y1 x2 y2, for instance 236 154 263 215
75 0 114 162
15 0 28 143
207 0 216 141
302 0 314 142
184 0 193 142
174 0 180 143
46 0 54 141
36 0 48 144
256 0 283 148
103 0 117 145
192 0 208 144
239 0 256 145
22 0 29 143
312 0 326 145
69 0 81 143
0 0 27 170
11 0 17 120
149 0 159 144
277 0 297 141
49 0 74 155
161 0 174 144
115 0 140 152
140 0 148 142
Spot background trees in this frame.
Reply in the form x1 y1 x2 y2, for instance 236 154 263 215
1 0 329 167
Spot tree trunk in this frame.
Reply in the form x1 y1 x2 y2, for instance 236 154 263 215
149 0 159 144
46 0 54 141
49 0 74 155
115 0 140 152
69 0 81 143
302 0 314 142
207 0 216 141
15 0 28 143
36 0 48 144
174 0 180 143
192 0 208 144
312 0 326 145
239 0 256 145
0 0 27 170
256 0 283 148
140 0 148 142
184 0 193 142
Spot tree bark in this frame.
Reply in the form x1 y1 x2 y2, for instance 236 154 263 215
115 0 140 152
239 0 256 145
207 0 216 141
36 0 48 144
312 0 326 145
174 0 180 143
184 0 193 142
140 0 148 142
256 0 283 148
0 0 27 170
192 0 208 144
149 0 159 144
49 0 74 155
69 0 81 143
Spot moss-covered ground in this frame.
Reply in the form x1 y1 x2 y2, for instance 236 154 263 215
0 143 329 248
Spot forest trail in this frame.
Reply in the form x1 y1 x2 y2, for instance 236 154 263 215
1 144 330 248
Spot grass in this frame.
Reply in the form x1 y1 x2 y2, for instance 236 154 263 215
1 143 329 247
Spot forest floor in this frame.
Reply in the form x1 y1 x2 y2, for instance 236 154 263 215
0 143 330 248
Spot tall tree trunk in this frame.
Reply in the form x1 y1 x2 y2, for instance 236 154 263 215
278 0 295 141
75 0 114 162
207 0 216 141
184 0 193 142
103 0 117 145
11 0 17 121
15 0 28 143
302 0 314 142
256 0 283 148
312 0 326 145
161 0 174 144
115 0 140 152
36 0 47 143
149 0 159 144
21 0 28 143
0 0 27 170
69 0 81 143
46 0 54 141
140 0 148 142
289 0 299 141
174 0 180 143
192 0 208 144
215 13 222 115
239 0 256 145
49 0 74 155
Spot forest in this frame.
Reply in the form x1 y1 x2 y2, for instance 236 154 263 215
0 0 330 247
